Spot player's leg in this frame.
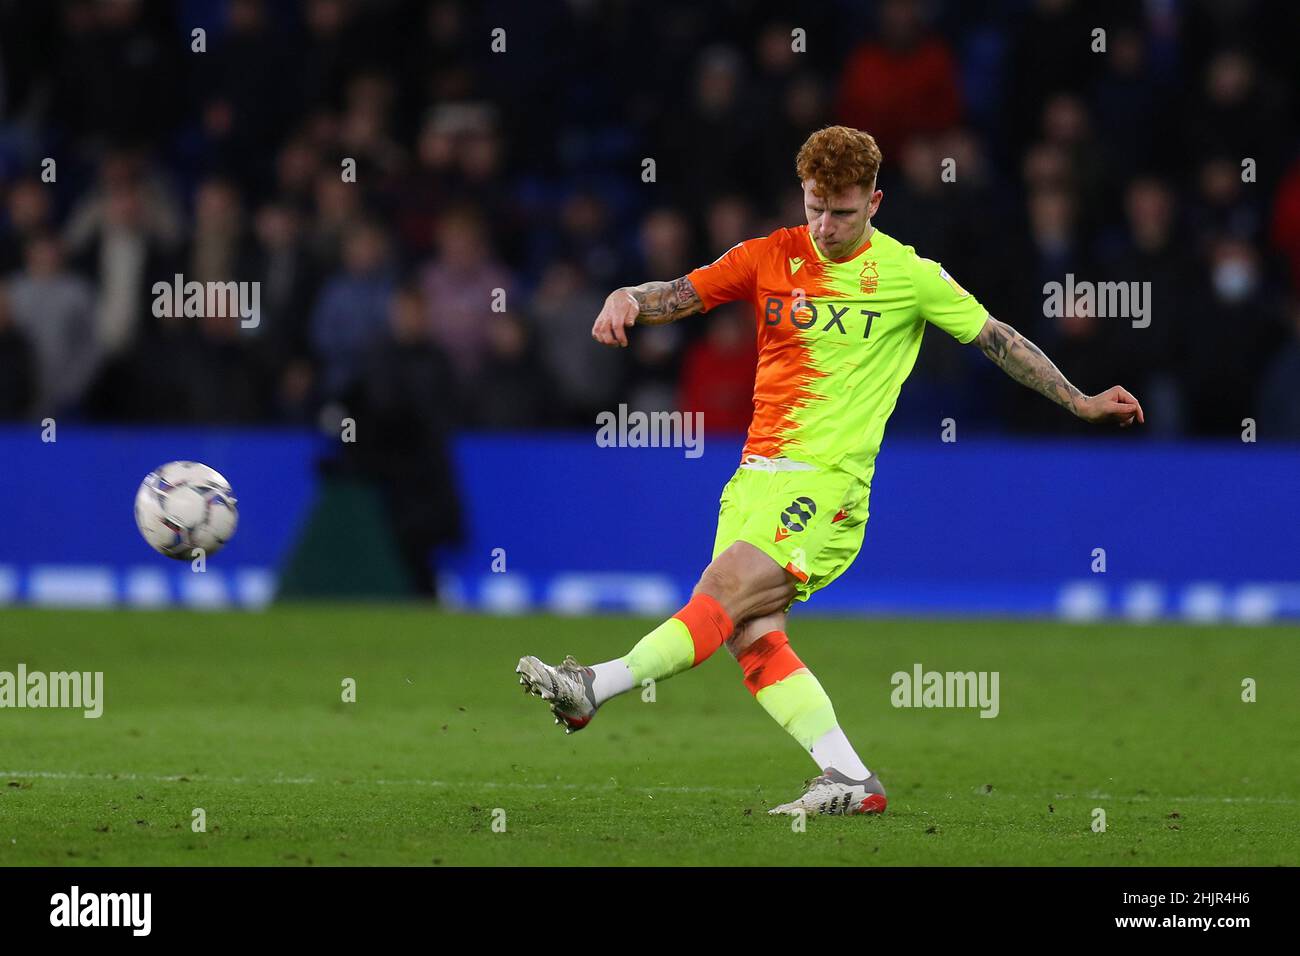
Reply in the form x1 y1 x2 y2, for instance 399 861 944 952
728 611 885 814
516 539 795 732
719 468 886 814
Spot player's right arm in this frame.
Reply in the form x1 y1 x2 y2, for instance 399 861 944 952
592 235 763 348
591 277 703 348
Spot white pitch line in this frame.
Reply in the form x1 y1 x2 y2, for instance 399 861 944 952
0 770 754 795
1076 791 1298 806
2 771 1296 804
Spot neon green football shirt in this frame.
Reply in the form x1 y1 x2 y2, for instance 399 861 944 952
687 225 989 484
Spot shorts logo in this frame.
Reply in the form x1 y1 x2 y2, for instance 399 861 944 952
775 497 817 541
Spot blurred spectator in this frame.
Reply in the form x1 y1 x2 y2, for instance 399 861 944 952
419 207 515 385
350 283 463 595
1090 24 1177 178
678 307 757 433
638 208 693 280
84 279 270 425
0 281 36 417
63 158 181 357
338 71 407 185
531 261 621 422
879 137 956 260
1021 141 1076 195
51 0 180 148
1183 237 1286 435
83 301 195 423
1097 177 1198 435
1186 49 1289 179
394 103 513 257
626 208 694 412
311 221 395 401
1272 156 1300 294
1038 94 1105 226
751 71 831 199
0 1 1294 442
1023 186 1088 310
190 0 299 190
1190 156 1264 244
0 179 54 275
704 196 758 257
391 108 455 258
249 200 322 369
474 313 555 428
187 311 273 423
298 0 366 111
1258 301 1300 438
1003 0 1095 157
1007 185 1109 433
186 177 250 287
626 324 683 415
835 0 961 157
6 234 98 415
662 46 756 207
274 135 324 209
534 190 627 289
308 168 365 274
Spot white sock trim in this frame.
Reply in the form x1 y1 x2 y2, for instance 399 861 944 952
589 659 636 706
810 726 871 780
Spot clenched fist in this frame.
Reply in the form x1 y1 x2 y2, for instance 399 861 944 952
592 289 639 348
1074 386 1145 427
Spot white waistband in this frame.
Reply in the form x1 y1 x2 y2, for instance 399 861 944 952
740 454 817 472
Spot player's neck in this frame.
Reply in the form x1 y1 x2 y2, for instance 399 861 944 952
815 222 875 262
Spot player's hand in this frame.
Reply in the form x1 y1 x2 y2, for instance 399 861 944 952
592 289 639 348
1074 386 1145 427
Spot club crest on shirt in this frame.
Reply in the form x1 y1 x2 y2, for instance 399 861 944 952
859 260 879 294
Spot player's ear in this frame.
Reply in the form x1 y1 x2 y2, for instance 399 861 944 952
870 188 883 216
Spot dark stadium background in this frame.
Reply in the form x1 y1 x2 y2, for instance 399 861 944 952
0 0 1298 618
1 0 1299 883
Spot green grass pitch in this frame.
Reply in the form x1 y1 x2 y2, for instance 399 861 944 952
1 606 1297 866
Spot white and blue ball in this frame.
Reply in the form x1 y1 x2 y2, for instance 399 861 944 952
134 461 238 560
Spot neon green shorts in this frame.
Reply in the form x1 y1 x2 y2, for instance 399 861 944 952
710 460 871 605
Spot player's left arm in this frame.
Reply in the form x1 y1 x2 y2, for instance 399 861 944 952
973 315 1145 427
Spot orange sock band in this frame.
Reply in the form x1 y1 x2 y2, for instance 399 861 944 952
672 593 734 665
737 631 805 694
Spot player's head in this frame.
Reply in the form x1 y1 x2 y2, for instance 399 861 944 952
796 126 883 259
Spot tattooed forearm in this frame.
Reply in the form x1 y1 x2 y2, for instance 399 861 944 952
975 316 1085 415
621 277 703 325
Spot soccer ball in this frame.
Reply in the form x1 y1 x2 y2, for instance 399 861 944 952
134 461 239 560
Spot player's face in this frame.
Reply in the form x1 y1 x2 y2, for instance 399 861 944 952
803 180 881 259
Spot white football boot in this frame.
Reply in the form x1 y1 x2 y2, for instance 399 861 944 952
515 655 599 734
768 768 888 816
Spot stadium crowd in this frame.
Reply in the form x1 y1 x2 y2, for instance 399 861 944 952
1 0 1299 437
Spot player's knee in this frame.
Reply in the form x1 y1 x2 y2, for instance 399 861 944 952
751 583 795 619
693 562 743 611
697 544 794 621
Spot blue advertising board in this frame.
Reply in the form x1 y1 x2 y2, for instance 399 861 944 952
1 426 1296 621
